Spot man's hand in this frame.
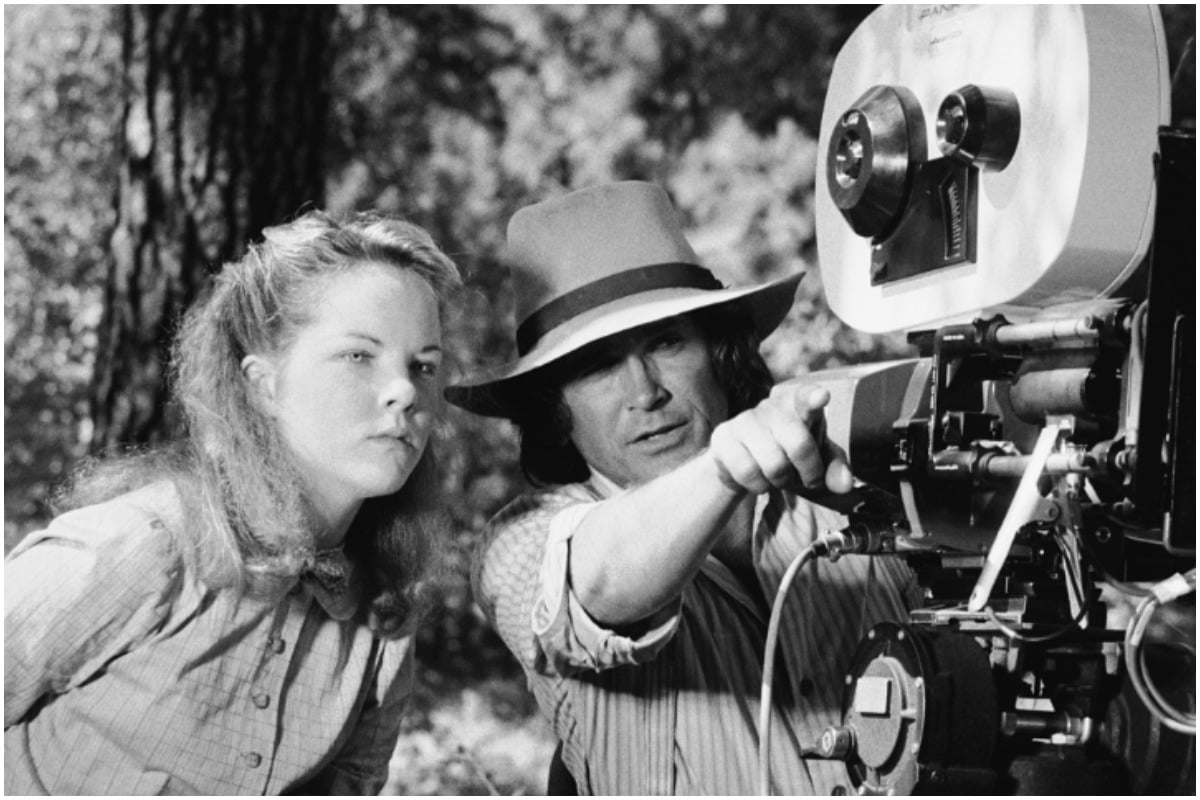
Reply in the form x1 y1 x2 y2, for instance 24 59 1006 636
569 382 854 626
708 383 853 497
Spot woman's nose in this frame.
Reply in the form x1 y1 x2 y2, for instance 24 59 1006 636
382 372 417 412
621 354 668 410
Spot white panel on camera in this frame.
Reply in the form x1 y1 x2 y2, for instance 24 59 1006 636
854 675 893 716
815 5 1169 333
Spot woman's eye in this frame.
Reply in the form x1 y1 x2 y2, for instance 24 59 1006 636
414 360 440 377
342 350 371 364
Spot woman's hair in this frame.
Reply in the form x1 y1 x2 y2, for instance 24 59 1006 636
60 210 462 635
513 303 775 486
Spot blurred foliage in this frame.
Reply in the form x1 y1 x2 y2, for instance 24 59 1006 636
4 5 1195 792
5 5 121 542
384 669 554 795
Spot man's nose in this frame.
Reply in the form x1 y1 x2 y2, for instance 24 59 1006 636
620 354 668 410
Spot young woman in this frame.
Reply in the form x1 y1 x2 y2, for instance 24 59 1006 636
4 210 462 794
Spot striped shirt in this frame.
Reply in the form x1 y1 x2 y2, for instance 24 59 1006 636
4 483 414 795
474 475 921 795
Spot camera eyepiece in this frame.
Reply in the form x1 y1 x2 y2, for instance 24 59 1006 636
936 84 1021 170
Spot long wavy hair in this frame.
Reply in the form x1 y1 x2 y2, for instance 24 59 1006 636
512 303 775 486
59 210 462 636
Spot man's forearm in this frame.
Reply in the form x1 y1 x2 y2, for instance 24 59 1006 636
568 383 850 627
568 450 745 626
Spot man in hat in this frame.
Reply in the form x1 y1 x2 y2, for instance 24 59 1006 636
447 181 919 795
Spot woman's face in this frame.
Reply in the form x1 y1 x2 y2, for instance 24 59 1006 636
244 262 443 537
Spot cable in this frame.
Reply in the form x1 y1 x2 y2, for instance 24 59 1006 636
984 601 1092 644
1053 524 1089 623
756 528 882 795
1070 508 1151 598
757 543 817 797
1123 569 1196 735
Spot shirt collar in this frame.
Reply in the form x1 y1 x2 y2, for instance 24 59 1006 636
583 468 624 499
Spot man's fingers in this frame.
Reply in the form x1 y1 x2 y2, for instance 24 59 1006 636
824 456 855 494
737 416 812 489
709 425 771 494
754 400 825 488
711 383 855 496
794 386 832 430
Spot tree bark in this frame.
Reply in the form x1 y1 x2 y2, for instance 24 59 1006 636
90 5 335 452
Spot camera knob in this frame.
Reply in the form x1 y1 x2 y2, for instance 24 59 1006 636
936 84 1021 170
826 85 926 241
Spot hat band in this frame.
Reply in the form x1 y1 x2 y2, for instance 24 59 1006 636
515 262 723 355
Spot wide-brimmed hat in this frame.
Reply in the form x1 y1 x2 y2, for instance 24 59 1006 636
446 181 803 418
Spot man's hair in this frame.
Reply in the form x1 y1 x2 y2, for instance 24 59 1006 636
512 303 775 486
59 209 462 635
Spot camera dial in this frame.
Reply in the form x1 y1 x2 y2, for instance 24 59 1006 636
937 85 1021 170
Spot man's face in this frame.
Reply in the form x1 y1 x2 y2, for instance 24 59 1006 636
559 316 729 488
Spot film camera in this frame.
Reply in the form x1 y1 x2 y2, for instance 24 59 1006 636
799 5 1194 795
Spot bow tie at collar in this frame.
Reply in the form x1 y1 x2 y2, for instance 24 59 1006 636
299 547 363 621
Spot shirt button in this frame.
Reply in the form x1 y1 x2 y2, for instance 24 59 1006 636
269 636 286 654
799 677 815 697
252 692 271 709
244 752 262 768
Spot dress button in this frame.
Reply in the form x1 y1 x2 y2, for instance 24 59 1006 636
252 692 271 709
244 752 262 768
269 636 286 654
799 677 815 697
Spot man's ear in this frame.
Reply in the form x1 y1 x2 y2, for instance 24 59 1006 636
241 354 277 413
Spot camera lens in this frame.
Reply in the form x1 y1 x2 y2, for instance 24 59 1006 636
834 126 865 187
826 85 926 240
938 98 968 149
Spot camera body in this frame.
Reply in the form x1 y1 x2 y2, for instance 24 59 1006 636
809 5 1195 794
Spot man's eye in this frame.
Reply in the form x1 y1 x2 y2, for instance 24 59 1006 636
414 360 440 377
650 332 683 350
577 354 619 378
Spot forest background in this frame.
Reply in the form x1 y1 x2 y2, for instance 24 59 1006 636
5 5 1195 795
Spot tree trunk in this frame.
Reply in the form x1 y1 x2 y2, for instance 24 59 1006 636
90 5 335 452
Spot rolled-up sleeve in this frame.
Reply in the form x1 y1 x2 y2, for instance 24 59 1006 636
474 488 679 680
531 503 679 674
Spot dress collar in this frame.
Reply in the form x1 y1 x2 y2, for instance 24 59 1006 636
298 547 362 621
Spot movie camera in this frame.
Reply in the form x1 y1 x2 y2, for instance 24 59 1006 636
794 5 1194 794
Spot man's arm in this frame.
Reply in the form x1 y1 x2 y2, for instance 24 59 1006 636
569 384 853 626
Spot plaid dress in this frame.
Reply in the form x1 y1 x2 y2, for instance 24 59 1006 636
5 482 414 795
